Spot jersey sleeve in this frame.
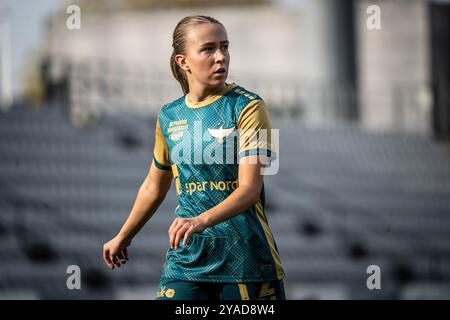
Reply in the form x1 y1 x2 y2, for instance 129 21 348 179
153 117 171 170
237 99 276 161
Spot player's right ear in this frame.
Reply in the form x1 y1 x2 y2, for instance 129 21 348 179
175 54 190 72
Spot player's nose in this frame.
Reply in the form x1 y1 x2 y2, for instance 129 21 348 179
214 49 227 64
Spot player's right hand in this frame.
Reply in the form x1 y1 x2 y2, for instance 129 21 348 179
103 235 131 270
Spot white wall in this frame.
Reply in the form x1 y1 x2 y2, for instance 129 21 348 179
356 0 431 134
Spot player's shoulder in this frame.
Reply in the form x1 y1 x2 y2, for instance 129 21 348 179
228 83 265 114
160 95 185 113
157 95 185 124
228 83 262 101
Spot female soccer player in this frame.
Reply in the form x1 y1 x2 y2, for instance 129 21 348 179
103 15 286 300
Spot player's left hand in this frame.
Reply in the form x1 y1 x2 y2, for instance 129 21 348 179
168 217 207 250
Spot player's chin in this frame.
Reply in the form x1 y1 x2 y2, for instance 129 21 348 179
210 73 228 84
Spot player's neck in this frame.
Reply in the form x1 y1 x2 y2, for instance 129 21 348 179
187 82 226 103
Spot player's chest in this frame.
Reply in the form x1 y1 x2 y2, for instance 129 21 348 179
163 107 238 147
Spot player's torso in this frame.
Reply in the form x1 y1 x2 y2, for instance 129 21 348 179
158 89 246 237
158 85 284 282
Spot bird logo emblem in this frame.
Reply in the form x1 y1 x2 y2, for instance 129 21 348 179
207 126 235 144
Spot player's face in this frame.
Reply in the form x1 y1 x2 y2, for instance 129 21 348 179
184 23 230 88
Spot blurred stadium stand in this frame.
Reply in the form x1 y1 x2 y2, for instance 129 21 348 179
1 104 449 299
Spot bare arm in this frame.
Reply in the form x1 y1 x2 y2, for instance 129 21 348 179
168 155 266 250
118 161 173 241
103 160 173 269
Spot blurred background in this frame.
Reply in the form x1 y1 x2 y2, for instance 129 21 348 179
0 0 449 299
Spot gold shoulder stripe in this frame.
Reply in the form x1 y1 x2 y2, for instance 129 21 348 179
234 88 255 100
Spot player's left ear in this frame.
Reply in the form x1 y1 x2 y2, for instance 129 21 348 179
176 54 190 72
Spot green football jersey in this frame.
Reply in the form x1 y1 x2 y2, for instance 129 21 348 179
153 82 285 283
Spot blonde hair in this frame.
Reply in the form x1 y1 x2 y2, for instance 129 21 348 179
170 15 224 95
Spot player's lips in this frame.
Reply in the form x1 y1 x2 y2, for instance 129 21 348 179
213 67 226 74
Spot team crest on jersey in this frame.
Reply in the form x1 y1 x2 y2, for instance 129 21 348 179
207 125 235 144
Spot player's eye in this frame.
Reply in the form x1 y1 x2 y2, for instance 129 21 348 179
222 44 229 50
202 47 213 53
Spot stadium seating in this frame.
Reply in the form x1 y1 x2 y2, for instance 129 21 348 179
0 104 449 299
